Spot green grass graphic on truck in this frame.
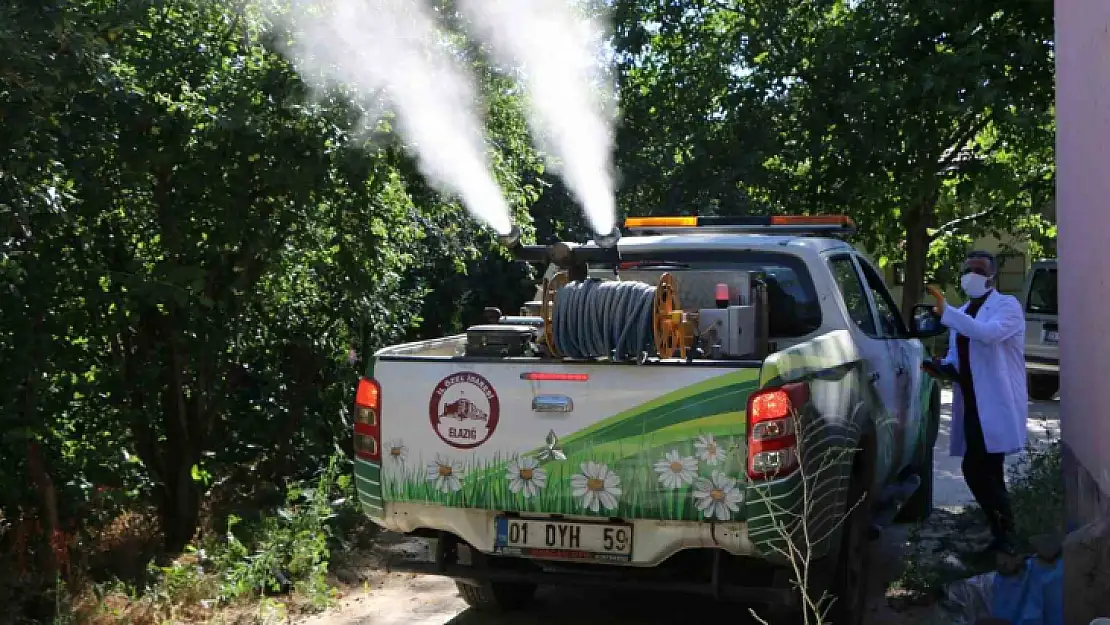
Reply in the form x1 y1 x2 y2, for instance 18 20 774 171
364 369 760 522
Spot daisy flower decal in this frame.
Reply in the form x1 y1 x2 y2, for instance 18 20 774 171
692 471 744 521
506 456 547 498
695 433 724 466
570 461 622 512
386 440 407 463
426 456 464 493
653 450 698 490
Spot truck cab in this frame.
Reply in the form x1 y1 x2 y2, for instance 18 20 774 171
353 215 942 624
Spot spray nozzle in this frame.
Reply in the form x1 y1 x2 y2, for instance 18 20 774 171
593 227 621 249
497 225 523 249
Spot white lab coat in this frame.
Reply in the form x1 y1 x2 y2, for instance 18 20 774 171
939 290 1028 457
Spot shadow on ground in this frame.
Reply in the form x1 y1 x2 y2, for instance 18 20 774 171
445 586 768 625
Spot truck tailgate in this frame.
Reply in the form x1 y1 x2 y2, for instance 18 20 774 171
362 359 761 523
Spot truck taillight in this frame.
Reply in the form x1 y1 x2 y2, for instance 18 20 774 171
746 383 809 480
354 378 381 462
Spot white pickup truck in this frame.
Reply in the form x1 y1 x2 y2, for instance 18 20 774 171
352 215 943 624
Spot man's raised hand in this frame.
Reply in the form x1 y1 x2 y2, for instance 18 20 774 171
927 285 947 315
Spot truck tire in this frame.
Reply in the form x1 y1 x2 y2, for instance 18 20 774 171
1028 374 1059 401
774 449 874 625
822 467 873 625
896 390 940 523
455 579 537 612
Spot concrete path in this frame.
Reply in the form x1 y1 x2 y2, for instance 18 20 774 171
934 388 1060 507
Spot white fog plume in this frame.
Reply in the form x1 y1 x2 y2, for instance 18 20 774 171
457 0 617 236
278 0 512 234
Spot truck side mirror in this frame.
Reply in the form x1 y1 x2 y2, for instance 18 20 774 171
909 304 946 338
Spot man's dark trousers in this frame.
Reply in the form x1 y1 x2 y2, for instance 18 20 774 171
956 296 1016 541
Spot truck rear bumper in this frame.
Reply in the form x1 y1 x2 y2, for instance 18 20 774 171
1025 355 1060 375
376 530 797 608
370 501 757 566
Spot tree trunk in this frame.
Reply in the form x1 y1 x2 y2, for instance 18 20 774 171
26 440 61 579
901 210 931 323
159 463 201 554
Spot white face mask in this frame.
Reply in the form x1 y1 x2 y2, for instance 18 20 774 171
961 273 991 298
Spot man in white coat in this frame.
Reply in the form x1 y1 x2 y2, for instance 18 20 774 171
923 251 1028 554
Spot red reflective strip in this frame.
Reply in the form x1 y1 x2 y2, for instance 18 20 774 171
354 423 376 436
520 372 589 382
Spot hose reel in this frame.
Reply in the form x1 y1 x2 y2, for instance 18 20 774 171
541 272 696 361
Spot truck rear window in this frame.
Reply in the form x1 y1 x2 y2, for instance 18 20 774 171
590 250 822 338
1026 267 1057 315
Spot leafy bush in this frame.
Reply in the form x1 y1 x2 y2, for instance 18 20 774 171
892 427 1063 601
1008 434 1065 542
145 454 356 610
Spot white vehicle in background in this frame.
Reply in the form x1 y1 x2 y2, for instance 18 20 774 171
1022 259 1058 400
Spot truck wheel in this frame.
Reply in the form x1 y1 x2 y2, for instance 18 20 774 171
455 580 537 612
1028 374 1059 401
775 458 873 625
823 471 872 625
896 391 940 523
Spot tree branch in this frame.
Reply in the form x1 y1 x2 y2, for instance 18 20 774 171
928 204 1005 241
938 115 986 170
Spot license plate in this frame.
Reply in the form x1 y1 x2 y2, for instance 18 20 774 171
493 517 633 562
1044 330 1059 343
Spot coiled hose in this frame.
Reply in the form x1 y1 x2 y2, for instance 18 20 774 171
551 279 657 361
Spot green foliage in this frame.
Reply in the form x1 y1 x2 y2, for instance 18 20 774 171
0 0 543 616
894 432 1064 599
1009 433 1065 541
202 455 349 607
611 0 1055 310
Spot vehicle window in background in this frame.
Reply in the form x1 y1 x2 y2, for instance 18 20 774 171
829 256 877 337
857 258 908 338
1026 268 1058 315
596 250 823 338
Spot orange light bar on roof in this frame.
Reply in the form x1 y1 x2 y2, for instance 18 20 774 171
624 216 699 228
770 215 856 227
623 214 857 232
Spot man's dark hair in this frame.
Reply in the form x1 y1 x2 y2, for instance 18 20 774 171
966 250 998 275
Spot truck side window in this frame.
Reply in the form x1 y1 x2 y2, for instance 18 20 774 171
857 259 908 339
829 256 877 337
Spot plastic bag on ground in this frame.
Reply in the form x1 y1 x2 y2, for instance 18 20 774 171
932 556 1063 625
936 570 996 625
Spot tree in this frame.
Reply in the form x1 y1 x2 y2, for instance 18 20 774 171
731 0 1055 312
610 0 1054 312
611 0 786 218
1 0 544 558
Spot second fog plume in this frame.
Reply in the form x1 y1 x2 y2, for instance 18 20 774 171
280 0 512 234
458 0 618 236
